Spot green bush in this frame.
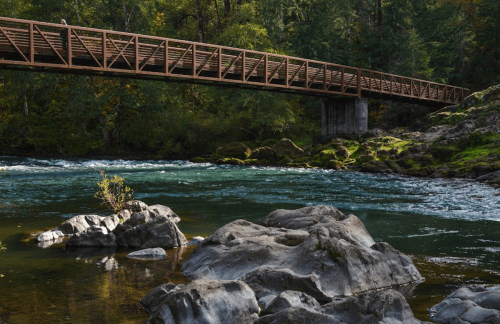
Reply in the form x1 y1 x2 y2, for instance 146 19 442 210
94 170 135 214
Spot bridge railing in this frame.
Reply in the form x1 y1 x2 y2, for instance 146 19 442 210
0 16 470 104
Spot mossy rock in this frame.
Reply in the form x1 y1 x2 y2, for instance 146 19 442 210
355 154 375 164
335 147 350 160
219 157 245 165
273 138 305 158
190 157 208 163
326 160 343 170
360 160 391 173
215 142 252 160
278 156 292 165
319 150 337 160
249 146 276 162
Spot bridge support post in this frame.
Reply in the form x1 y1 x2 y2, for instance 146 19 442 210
316 97 368 143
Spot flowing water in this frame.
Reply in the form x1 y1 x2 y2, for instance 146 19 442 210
1 156 500 323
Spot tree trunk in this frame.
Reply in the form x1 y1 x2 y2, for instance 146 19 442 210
224 0 230 16
196 0 206 43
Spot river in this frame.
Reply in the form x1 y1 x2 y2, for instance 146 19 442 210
1 156 500 323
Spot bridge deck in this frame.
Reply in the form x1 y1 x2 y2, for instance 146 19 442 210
0 17 469 104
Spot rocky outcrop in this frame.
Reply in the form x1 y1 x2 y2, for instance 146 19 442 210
428 286 500 324
182 206 422 303
141 280 260 324
36 201 187 250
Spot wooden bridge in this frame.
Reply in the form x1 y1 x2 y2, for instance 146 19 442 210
0 17 469 105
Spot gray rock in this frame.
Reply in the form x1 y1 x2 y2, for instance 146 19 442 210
140 283 184 314
448 286 500 311
182 206 422 300
442 120 476 140
321 289 420 324
419 125 453 142
126 247 167 260
100 214 120 232
66 225 117 247
149 204 181 224
37 230 59 242
59 215 99 235
261 290 321 316
144 280 260 324
252 307 338 324
115 216 187 249
126 200 149 212
428 286 500 324
255 289 422 324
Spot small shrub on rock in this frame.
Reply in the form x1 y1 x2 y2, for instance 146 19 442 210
94 170 135 214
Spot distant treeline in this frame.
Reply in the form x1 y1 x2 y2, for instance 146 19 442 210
1 0 499 157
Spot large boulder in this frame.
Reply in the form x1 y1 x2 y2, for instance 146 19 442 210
428 286 500 324
142 280 260 324
115 216 187 249
254 289 422 324
182 206 422 303
249 146 277 162
215 142 252 160
273 138 305 158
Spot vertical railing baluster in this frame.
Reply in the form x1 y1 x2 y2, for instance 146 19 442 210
264 54 268 85
341 67 344 94
29 23 34 63
323 64 327 91
218 47 221 80
305 61 309 89
285 58 289 87
165 40 169 75
241 50 245 81
135 36 139 72
102 31 106 69
357 69 361 97
192 43 196 77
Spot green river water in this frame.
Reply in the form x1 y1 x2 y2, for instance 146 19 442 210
1 156 500 323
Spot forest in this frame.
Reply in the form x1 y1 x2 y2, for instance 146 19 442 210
0 0 499 158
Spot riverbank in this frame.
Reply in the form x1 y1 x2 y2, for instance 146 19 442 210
192 84 500 188
2 157 500 322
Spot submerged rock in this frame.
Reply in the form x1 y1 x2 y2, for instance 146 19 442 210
182 205 422 302
126 247 167 260
142 280 260 324
429 286 500 324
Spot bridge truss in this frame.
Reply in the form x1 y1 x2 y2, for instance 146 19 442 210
0 17 469 104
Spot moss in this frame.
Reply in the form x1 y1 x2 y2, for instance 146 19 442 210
316 240 322 250
220 157 245 165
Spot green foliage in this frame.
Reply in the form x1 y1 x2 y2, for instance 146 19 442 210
94 170 134 214
0 0 499 158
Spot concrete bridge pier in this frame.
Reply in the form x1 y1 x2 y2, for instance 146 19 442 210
315 97 368 143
